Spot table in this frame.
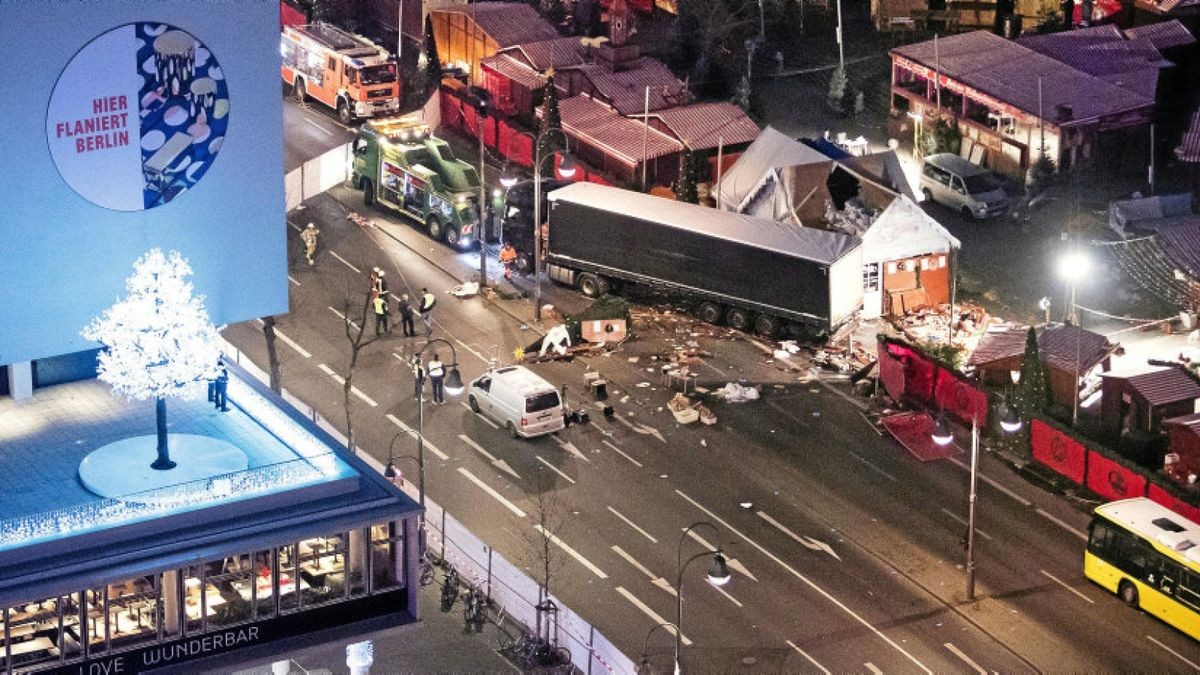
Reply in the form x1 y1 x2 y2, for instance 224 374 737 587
661 368 696 394
182 590 226 620
8 637 53 657
232 576 308 602
300 562 340 587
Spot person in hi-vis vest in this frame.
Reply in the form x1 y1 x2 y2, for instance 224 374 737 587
428 354 445 404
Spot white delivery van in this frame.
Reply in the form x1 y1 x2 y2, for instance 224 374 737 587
467 366 565 438
919 153 1009 219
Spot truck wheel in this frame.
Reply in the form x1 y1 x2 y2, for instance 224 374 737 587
921 188 933 204
697 301 724 325
445 225 461 248
360 179 374 207
468 395 480 413
577 273 603 298
726 308 750 331
754 314 781 338
293 79 306 104
337 99 353 125
427 217 443 240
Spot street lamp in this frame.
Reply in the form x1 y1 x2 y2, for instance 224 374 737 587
1058 247 1091 426
469 88 493 289
931 405 1022 600
500 131 575 322
410 338 464 553
675 522 731 674
638 622 678 674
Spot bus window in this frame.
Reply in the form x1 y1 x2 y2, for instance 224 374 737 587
1180 570 1200 611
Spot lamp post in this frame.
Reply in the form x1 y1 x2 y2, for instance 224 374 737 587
932 404 1022 600
499 134 575 322
1057 248 1091 426
468 88 493 289
675 522 731 674
907 111 924 164
411 338 464 552
638 622 678 674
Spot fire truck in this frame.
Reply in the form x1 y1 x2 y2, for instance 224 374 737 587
281 22 400 124
351 116 481 250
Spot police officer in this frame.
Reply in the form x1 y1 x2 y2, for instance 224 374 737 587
373 293 389 335
214 362 229 412
428 353 446 404
398 293 416 337
411 355 425 401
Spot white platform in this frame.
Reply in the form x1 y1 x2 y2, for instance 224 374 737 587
78 434 249 502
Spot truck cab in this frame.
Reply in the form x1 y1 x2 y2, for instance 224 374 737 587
351 117 480 250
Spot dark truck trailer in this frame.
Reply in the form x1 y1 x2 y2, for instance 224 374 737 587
545 182 863 336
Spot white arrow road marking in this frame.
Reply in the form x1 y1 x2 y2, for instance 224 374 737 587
864 662 883 675
685 530 757 581
551 435 591 463
460 402 499 428
329 251 360 273
610 413 666 443
757 511 841 561
785 640 830 675
459 435 521 480
611 545 676 596
1039 570 1094 604
385 414 449 460
944 643 986 675
288 275 301 286
535 455 575 484
458 468 525 518
328 306 361 331
534 525 606 579
317 364 377 407
601 440 643 468
676 489 931 674
940 508 993 541
615 587 691 646
1147 635 1200 671
607 506 657 543
254 319 311 358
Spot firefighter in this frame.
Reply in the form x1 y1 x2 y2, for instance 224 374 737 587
499 242 518 280
300 223 319 265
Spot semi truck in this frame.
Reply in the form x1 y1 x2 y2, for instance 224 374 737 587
351 116 481 250
544 182 863 336
281 23 400 124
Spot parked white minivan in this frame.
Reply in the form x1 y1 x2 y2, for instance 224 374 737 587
919 153 1009 219
467 366 565 438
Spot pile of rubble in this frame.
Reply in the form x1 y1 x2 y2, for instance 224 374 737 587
890 303 989 350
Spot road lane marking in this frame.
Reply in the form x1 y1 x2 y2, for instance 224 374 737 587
303 117 334 135
675 489 932 674
1039 570 1094 604
461 402 499 428
816 377 868 411
536 455 575 484
859 411 884 436
254 319 311 358
610 413 666 443
611 545 675 595
944 643 986 674
940 508 993 541
458 468 526 518
846 449 899 482
329 251 360 273
947 456 1032 506
317 364 377 406
710 581 743 608
1147 635 1200 671
385 413 449 460
1036 508 1088 541
534 524 606 579
607 506 657 543
782 638 830 667
288 275 301 286
452 336 489 364
614 587 691 646
328 306 361 331
602 440 643 468
685 530 757 581
459 434 520 480
757 511 841 561
551 435 591 462
864 663 883 675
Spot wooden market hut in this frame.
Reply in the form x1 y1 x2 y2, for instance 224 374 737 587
968 323 1119 409
1101 366 1200 436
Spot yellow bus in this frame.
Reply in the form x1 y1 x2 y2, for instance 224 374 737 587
1085 497 1200 641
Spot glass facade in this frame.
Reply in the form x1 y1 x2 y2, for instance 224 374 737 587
1 522 406 674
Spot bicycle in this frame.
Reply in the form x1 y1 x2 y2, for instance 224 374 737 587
440 566 460 612
462 583 488 632
418 550 436 587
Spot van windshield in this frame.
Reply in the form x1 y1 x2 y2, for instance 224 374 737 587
526 391 560 413
963 173 1001 195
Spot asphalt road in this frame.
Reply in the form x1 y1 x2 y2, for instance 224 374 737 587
282 96 356 173
222 184 1200 673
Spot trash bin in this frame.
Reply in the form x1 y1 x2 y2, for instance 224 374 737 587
591 380 608 401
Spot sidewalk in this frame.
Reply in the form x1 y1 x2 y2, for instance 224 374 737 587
208 581 519 675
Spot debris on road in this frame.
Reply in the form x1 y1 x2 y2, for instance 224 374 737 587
715 382 760 402
450 281 479 298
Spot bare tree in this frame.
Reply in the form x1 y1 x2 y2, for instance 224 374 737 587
523 469 571 645
261 316 282 393
338 291 380 452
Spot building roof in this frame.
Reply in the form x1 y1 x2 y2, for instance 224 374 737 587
1165 411 1200 436
435 2 559 48
891 31 1154 127
649 101 760 151
967 322 1116 372
1016 24 1169 99
547 181 861 265
861 195 960 262
1177 107 1200 163
558 94 683 165
576 58 690 116
1158 222 1200 279
1135 0 1200 15
1125 19 1197 52
480 53 546 89
716 126 831 211
1104 366 1200 407
506 36 585 70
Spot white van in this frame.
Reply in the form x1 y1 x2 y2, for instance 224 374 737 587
919 153 1009 219
467 366 565 438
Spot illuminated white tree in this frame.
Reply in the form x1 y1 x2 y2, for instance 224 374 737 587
82 249 223 470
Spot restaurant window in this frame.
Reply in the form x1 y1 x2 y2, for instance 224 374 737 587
104 576 159 648
209 554 255 628
4 596 68 670
298 534 348 606
183 564 218 634
84 587 107 656
277 543 301 614
371 521 404 592
251 550 277 620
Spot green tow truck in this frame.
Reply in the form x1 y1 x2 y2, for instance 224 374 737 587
351 116 480 250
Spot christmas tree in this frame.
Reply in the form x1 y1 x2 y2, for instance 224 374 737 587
423 15 442 95
538 71 565 164
1013 326 1051 423
82 249 223 470
675 148 700 204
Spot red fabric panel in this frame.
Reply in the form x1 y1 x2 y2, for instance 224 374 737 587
499 121 533 167
1086 451 1147 502
1147 484 1200 524
878 342 907 403
482 116 497 150
461 105 478 138
440 92 463 130
1030 419 1086 484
